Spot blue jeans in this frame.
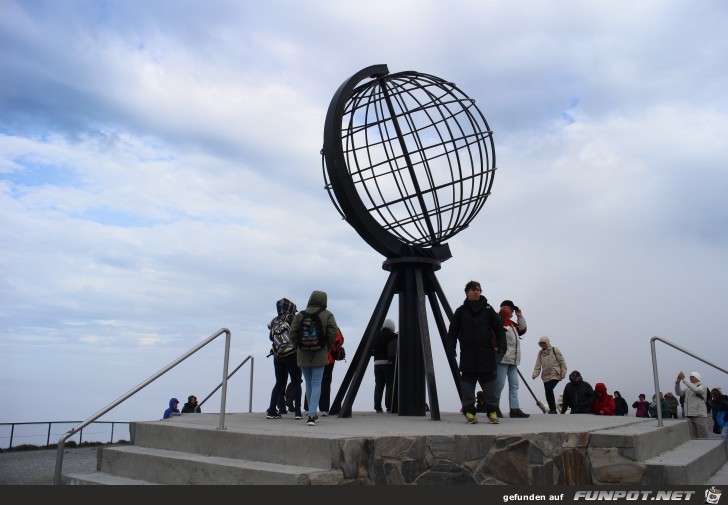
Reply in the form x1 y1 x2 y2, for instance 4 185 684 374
495 363 520 410
301 366 325 417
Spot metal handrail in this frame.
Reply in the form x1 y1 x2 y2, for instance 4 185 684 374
54 328 233 485
650 336 728 427
199 355 255 413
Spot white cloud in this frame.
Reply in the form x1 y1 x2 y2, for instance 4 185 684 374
1 0 727 425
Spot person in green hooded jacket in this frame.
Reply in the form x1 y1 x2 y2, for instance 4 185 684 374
289 290 339 426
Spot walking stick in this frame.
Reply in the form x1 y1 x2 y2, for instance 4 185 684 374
517 368 549 413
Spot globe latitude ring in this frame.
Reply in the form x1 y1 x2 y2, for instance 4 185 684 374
322 64 496 262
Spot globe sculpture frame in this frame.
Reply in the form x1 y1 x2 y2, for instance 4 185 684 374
322 64 496 418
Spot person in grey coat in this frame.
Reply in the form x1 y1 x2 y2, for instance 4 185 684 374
289 290 338 426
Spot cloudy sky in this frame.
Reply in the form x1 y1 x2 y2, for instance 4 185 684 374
2 0 727 427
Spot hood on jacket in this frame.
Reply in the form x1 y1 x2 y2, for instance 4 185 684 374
595 383 607 395
276 298 297 317
383 319 396 332
538 336 551 347
306 290 327 308
169 398 179 408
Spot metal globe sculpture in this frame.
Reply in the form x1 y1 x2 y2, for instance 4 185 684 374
323 64 496 261
322 65 497 418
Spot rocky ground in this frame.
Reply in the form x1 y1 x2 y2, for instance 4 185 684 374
0 446 99 485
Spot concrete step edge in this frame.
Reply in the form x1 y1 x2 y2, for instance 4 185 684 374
100 445 344 485
641 439 727 485
63 471 158 485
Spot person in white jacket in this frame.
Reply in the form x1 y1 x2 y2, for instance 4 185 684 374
532 336 567 414
494 300 529 418
675 371 709 438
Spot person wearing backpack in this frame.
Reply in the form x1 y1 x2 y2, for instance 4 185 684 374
304 327 344 416
289 290 339 426
266 297 303 420
710 387 728 445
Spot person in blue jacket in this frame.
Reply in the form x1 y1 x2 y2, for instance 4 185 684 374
163 398 180 419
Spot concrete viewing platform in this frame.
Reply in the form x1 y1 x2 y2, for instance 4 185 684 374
61 411 727 486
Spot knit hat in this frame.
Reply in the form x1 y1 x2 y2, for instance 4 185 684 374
383 319 396 332
500 300 516 310
689 371 701 381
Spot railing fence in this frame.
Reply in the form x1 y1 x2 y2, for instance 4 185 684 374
0 421 130 450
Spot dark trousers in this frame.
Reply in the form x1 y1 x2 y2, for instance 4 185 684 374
268 354 302 414
460 371 497 415
543 379 560 412
304 362 334 412
374 363 394 411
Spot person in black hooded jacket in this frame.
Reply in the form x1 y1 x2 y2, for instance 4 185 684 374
266 297 302 420
181 395 201 413
613 390 629 416
446 280 506 425
561 370 594 414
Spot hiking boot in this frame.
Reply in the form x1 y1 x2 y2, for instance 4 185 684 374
509 409 530 418
548 409 558 414
266 411 281 419
294 411 302 420
465 412 478 424
488 412 500 424
306 416 317 426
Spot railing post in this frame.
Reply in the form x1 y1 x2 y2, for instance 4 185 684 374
217 329 232 431
111 422 115 443
46 423 52 447
9 423 15 449
249 357 254 413
650 338 664 426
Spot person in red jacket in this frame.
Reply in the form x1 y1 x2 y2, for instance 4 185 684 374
592 382 616 415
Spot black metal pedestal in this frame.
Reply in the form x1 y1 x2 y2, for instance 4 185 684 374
329 257 462 419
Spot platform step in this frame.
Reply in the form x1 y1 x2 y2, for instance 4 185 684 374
99 445 344 485
63 471 158 485
642 439 727 485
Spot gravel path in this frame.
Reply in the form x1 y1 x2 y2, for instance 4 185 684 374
0 446 99 485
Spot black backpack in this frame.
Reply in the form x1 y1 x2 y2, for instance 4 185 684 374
298 308 326 352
